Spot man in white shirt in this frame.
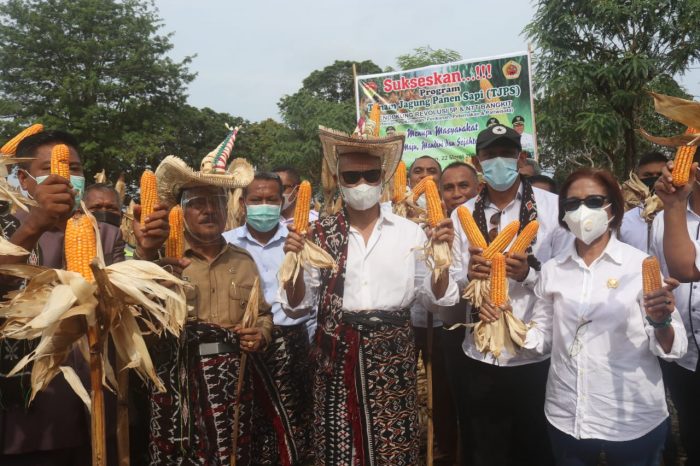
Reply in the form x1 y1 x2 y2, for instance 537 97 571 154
512 115 535 157
279 127 459 465
450 124 571 466
223 172 314 464
652 157 700 465
619 151 668 252
274 165 319 227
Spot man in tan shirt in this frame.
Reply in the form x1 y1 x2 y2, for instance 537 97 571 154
145 150 272 465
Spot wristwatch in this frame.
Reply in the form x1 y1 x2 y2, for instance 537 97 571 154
645 315 672 329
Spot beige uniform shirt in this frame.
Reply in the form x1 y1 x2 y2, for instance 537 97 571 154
183 243 273 343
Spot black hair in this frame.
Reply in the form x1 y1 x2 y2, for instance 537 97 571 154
528 174 557 193
244 172 284 197
441 161 478 179
85 183 121 207
271 165 301 185
558 168 624 231
409 155 442 174
637 151 668 168
16 130 80 170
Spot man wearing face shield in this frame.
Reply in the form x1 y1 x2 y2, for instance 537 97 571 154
449 124 571 466
273 165 319 227
148 154 273 465
223 172 314 464
279 127 459 465
0 129 167 465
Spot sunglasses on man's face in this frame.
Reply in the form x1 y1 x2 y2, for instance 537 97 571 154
563 195 608 212
340 169 382 185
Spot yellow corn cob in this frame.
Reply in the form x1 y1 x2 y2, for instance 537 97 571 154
165 205 184 259
64 214 96 282
392 161 407 203
411 176 430 202
671 127 698 187
50 144 70 179
293 180 312 234
140 170 157 219
482 220 520 259
489 253 507 306
425 178 444 227
509 220 539 255
0 123 44 156
642 256 663 295
456 206 488 249
369 103 381 137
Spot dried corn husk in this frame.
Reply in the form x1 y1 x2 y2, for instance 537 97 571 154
463 279 490 309
472 308 529 359
94 170 107 184
638 93 700 147
0 204 188 406
422 239 451 282
225 187 245 230
0 236 30 256
0 177 37 213
114 174 126 206
278 240 337 288
120 200 137 248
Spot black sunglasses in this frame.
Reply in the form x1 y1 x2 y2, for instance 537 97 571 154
340 169 382 185
563 195 608 212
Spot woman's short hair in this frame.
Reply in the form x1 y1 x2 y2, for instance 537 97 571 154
558 168 624 231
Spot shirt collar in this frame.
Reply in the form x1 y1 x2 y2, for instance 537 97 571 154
240 222 287 246
184 241 229 262
484 182 523 210
557 233 623 266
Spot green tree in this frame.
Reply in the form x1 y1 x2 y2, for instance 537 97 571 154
396 46 462 70
525 0 700 178
277 60 383 182
0 0 195 179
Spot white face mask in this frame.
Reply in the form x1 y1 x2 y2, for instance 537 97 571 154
563 204 612 245
340 183 382 210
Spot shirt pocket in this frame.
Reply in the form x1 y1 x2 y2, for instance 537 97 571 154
229 281 252 323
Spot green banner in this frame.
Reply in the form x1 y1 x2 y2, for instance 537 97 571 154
355 51 537 167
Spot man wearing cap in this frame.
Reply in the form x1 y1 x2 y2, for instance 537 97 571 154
449 124 571 466
512 115 535 157
486 116 500 128
147 147 274 465
280 127 459 465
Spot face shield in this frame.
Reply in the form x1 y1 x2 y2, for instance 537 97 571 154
180 188 228 243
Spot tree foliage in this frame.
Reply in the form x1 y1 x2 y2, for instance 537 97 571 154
0 0 195 178
396 46 462 70
525 0 700 178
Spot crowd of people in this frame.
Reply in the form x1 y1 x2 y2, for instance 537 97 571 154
0 117 697 466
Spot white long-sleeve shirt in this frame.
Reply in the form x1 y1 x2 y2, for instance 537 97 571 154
650 202 700 372
277 209 459 315
449 184 572 365
524 235 687 441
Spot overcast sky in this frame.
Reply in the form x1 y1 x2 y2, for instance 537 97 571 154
154 0 700 122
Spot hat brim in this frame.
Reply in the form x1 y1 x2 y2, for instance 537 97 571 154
155 155 254 206
318 126 405 184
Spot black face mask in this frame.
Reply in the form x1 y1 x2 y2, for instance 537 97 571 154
91 211 122 227
640 176 659 192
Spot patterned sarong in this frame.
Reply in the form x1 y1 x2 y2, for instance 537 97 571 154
251 323 313 465
147 321 293 466
309 211 419 466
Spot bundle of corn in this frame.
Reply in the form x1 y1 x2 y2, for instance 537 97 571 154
165 206 185 259
278 181 336 287
472 253 529 359
457 204 519 308
0 204 188 404
421 178 451 280
140 170 158 220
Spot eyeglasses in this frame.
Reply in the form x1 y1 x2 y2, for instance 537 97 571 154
488 211 501 242
568 319 592 358
340 169 382 185
562 195 607 212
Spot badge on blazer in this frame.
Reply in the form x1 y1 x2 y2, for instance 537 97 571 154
607 278 619 289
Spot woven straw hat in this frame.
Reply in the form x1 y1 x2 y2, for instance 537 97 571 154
318 126 405 183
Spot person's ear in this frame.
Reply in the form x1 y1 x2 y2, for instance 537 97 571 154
17 168 31 191
517 152 527 166
472 157 483 174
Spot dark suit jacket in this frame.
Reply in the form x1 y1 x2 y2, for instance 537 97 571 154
0 212 125 454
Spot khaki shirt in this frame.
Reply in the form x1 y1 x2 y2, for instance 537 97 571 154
183 243 273 343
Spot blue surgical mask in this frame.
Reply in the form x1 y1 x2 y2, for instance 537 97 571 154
480 157 519 191
246 204 281 233
25 172 85 209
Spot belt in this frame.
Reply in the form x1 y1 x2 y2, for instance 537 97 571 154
341 309 410 328
198 341 237 356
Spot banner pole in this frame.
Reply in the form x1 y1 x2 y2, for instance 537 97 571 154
527 43 540 161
